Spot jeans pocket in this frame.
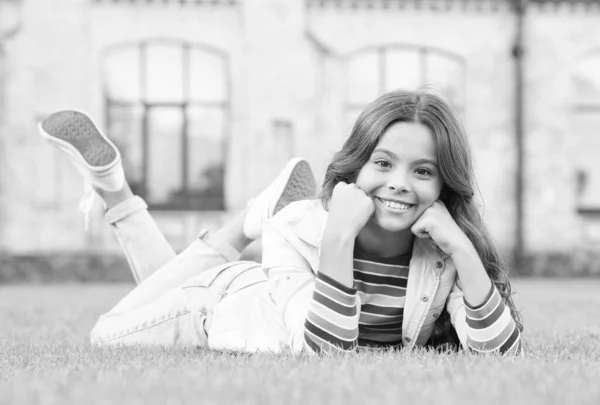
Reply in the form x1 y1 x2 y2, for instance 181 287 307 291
181 261 260 291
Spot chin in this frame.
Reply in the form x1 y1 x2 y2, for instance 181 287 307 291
371 217 413 234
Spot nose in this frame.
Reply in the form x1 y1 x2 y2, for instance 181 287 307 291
387 170 411 193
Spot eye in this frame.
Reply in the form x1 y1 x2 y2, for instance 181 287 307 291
374 159 391 169
415 168 433 177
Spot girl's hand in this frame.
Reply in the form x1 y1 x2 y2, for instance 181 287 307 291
326 182 375 239
411 201 473 256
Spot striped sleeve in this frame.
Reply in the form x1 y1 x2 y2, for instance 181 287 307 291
464 283 523 355
304 272 360 354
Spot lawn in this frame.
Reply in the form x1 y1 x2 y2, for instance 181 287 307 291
0 278 599 405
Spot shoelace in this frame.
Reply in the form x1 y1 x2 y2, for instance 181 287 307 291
78 181 96 231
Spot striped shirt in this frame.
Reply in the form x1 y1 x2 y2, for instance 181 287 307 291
304 251 411 353
303 251 522 355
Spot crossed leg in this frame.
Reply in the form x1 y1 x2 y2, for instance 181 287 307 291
89 182 259 346
39 110 316 347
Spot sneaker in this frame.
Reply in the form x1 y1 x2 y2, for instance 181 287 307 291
38 110 125 192
38 110 125 229
243 157 316 239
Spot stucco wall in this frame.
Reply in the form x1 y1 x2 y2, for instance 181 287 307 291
1 0 600 259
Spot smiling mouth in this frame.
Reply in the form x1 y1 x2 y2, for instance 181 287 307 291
376 198 415 211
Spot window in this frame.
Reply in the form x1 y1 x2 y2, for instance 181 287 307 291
101 39 230 210
572 51 600 212
343 45 465 128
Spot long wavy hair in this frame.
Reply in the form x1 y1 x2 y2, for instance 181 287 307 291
321 89 523 348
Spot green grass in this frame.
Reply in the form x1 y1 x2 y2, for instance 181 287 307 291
1 279 599 405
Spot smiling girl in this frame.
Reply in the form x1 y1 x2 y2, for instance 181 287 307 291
39 89 522 355
259 90 523 354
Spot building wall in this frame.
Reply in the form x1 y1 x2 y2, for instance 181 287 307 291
306 1 519 252
525 4 600 252
1 0 600 260
0 0 243 253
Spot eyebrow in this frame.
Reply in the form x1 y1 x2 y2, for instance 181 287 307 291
372 148 438 167
413 158 439 167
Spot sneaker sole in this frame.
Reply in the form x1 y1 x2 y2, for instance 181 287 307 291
273 160 316 215
39 110 118 169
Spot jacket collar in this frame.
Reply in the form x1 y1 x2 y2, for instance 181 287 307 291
295 200 328 248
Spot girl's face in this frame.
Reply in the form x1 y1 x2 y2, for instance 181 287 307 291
355 122 444 233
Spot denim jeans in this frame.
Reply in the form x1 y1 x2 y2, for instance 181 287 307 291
90 196 264 348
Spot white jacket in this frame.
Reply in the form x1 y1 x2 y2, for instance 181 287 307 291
206 199 471 354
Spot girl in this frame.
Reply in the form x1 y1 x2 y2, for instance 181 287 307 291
39 89 522 355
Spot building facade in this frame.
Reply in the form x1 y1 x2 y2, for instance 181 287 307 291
1 0 600 273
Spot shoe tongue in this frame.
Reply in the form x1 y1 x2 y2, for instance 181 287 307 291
78 182 96 231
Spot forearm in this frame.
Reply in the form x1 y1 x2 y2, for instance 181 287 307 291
303 272 360 354
450 244 492 307
319 226 356 288
448 246 522 355
463 284 523 355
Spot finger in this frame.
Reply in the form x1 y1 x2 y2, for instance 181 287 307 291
411 221 423 235
427 200 439 209
411 217 430 237
434 200 449 212
348 183 370 199
432 200 453 218
334 181 348 191
350 182 366 192
368 197 375 215
417 231 431 239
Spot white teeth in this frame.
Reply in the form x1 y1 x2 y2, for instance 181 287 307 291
381 199 411 210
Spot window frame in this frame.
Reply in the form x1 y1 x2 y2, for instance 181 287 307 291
100 38 231 211
570 50 600 215
341 44 466 120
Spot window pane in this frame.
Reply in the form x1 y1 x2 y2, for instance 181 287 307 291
104 48 141 102
188 107 225 142
187 106 226 209
145 44 184 103
107 105 144 188
385 49 421 91
147 108 183 204
427 53 464 108
190 50 227 103
346 51 379 105
573 113 600 208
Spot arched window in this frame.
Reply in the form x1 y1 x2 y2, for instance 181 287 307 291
101 39 230 210
343 45 465 128
572 51 600 212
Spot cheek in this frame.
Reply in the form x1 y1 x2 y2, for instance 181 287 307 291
417 180 443 204
354 168 377 191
